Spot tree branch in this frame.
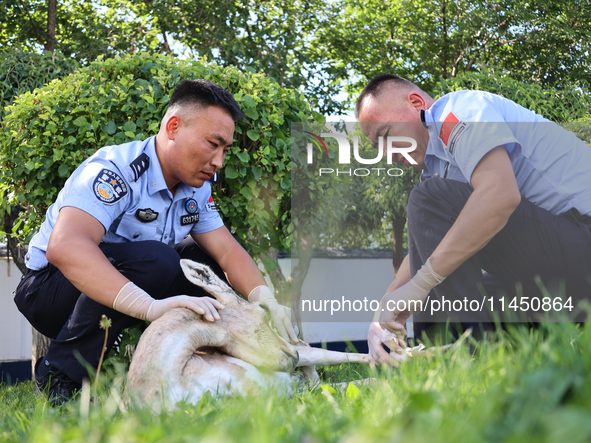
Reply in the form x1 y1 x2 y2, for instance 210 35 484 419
161 30 172 54
453 15 511 75
3 206 27 275
16 0 46 47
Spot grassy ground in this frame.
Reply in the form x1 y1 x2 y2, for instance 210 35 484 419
2 322 591 443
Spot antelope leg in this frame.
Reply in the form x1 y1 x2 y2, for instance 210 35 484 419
295 345 369 366
329 378 377 389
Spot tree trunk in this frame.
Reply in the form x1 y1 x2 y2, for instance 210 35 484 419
258 247 291 305
45 0 57 51
290 231 314 339
32 329 51 377
392 211 406 271
3 207 27 274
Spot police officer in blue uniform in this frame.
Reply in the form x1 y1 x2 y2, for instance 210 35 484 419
14 79 298 402
355 74 591 365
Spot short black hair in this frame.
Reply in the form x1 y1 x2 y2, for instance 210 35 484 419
169 79 246 121
355 74 419 118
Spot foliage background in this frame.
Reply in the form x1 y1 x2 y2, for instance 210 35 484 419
2 0 591 263
0 52 318 262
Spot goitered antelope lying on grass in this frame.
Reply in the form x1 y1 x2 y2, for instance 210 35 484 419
125 260 433 410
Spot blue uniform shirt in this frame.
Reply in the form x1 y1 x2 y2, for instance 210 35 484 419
26 136 224 270
422 90 591 217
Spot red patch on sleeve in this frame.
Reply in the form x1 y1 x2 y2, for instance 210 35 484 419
208 195 214 203
439 112 460 146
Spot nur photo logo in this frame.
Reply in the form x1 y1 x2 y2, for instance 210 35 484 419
304 130 417 177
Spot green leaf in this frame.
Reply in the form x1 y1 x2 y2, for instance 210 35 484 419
243 106 259 120
236 152 250 162
242 95 256 107
104 121 117 134
408 392 437 412
73 116 88 127
262 255 279 273
252 167 262 180
239 187 251 199
123 120 137 132
320 384 337 394
224 165 238 179
247 130 260 141
58 163 70 177
345 383 360 401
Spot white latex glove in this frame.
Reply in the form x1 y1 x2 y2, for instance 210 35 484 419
368 323 427 366
367 322 400 367
249 285 299 344
113 282 224 322
378 258 445 336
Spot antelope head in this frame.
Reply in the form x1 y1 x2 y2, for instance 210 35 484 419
180 259 298 372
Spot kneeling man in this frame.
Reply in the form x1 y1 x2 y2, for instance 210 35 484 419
356 74 591 364
15 79 297 402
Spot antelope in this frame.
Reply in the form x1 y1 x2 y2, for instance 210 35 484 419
125 259 435 410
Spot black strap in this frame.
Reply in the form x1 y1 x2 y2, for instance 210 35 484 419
208 172 220 184
128 153 150 182
420 109 428 128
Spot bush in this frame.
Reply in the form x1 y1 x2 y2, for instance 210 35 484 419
0 50 78 121
0 52 320 256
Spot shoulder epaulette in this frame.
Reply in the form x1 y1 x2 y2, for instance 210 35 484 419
128 153 150 182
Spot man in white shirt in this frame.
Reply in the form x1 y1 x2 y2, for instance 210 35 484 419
356 74 591 365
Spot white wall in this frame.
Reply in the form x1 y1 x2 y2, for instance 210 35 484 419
267 257 412 343
0 259 30 361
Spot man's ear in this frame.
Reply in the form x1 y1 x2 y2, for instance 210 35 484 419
165 114 180 139
408 91 425 113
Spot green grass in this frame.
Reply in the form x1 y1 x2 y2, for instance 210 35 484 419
2 322 591 443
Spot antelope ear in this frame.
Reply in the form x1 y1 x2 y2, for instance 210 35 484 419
180 259 237 305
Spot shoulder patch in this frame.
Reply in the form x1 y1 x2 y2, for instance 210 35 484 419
439 112 460 147
128 153 150 181
207 195 218 212
93 169 128 205
448 122 468 154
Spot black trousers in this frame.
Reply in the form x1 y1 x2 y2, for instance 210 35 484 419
14 237 228 384
407 177 591 339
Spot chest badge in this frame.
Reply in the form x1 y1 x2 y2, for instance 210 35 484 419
185 198 198 214
180 213 199 225
136 208 159 223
